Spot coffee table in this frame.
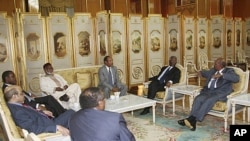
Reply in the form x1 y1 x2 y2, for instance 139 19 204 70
170 85 201 114
231 94 250 124
105 94 157 123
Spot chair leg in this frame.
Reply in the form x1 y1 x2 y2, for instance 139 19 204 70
163 103 166 115
243 107 246 122
182 98 185 110
224 118 228 132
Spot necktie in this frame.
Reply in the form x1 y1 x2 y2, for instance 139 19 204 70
158 66 171 84
210 71 219 90
109 67 113 85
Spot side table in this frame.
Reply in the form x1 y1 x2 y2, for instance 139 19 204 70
231 94 250 124
170 85 201 115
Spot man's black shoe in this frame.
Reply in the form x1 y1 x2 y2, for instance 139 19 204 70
140 108 150 115
177 119 185 126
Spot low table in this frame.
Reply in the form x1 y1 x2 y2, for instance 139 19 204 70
170 85 201 114
231 94 250 124
105 94 156 123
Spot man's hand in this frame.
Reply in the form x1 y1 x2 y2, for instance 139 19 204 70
197 71 202 77
212 72 222 79
38 105 46 111
63 85 68 90
55 87 64 91
111 87 120 92
165 82 172 87
42 110 54 118
30 93 37 98
56 125 70 136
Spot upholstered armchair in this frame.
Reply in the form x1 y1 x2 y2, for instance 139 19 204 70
183 57 200 86
207 67 249 132
140 63 187 115
197 51 213 70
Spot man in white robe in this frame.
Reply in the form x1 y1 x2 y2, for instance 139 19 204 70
40 63 81 109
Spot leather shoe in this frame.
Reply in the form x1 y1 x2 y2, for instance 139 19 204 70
184 119 196 131
140 108 150 115
177 119 185 126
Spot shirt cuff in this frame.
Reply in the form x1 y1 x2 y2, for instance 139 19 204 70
36 104 39 109
168 80 173 84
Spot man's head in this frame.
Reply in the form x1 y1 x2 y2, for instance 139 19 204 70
104 56 113 67
2 70 17 85
4 85 24 103
79 87 105 110
214 57 226 71
169 56 177 66
43 63 54 75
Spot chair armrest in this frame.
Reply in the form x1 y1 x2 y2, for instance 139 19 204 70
227 91 241 99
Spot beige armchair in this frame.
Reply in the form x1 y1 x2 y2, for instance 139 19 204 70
141 63 187 115
207 67 249 132
183 57 200 86
197 51 213 70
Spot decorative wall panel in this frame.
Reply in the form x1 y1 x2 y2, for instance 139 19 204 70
21 13 48 95
146 14 165 78
46 13 73 69
166 14 182 64
127 14 145 85
182 16 195 64
234 17 243 62
209 15 225 61
72 13 96 67
244 17 250 57
95 11 109 65
0 12 17 83
225 18 234 61
196 17 209 65
110 13 127 83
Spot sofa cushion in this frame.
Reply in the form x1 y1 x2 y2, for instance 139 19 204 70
211 101 226 112
93 73 99 87
76 72 92 90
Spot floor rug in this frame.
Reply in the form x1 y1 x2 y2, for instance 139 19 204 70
124 104 230 141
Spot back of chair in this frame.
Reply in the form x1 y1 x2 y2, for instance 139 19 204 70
174 63 187 85
231 67 249 95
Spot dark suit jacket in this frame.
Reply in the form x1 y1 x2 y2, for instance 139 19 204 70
2 83 66 117
7 103 74 134
69 109 135 141
200 67 239 101
150 65 181 85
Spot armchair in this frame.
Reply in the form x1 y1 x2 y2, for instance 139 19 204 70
197 51 213 70
207 67 249 132
183 57 200 85
141 63 187 115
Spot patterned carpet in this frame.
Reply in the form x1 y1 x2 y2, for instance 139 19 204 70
124 103 230 141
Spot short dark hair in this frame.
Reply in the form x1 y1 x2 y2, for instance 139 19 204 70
43 63 52 70
79 87 104 109
2 70 13 82
103 56 110 62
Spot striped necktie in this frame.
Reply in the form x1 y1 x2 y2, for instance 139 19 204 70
109 67 113 85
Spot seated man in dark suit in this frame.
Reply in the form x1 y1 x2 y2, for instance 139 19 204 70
2 70 66 117
69 87 135 141
4 85 75 135
178 58 239 131
140 56 181 115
